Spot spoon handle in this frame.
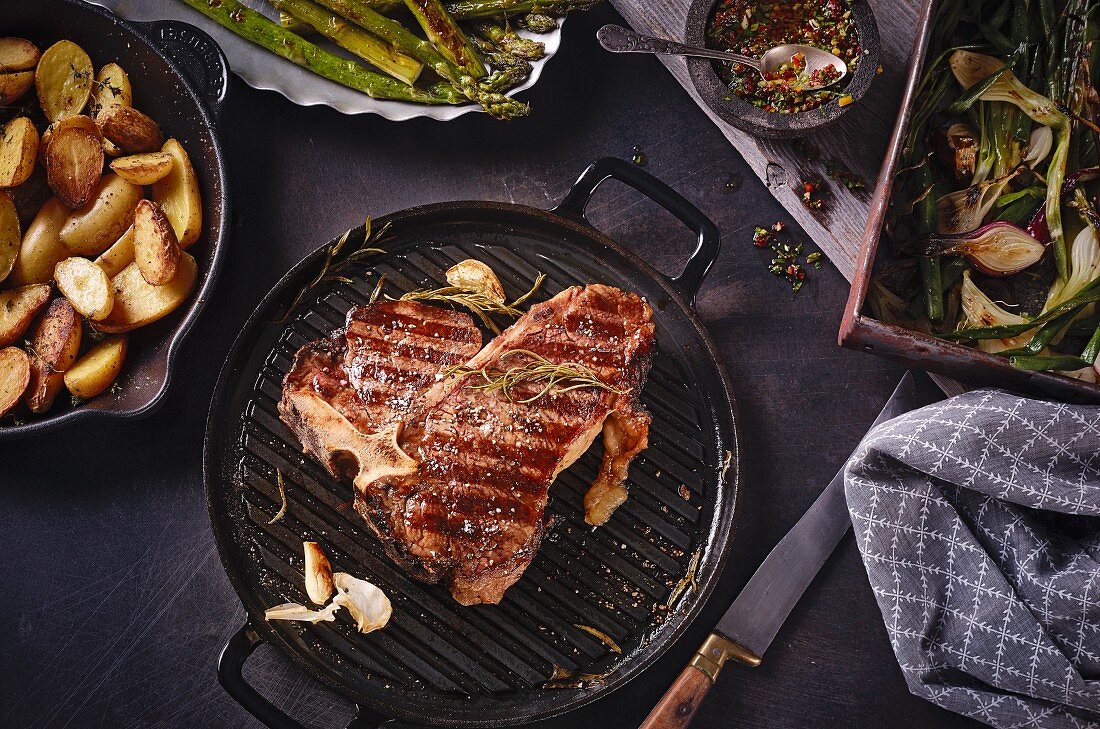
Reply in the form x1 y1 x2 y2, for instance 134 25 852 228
596 24 760 69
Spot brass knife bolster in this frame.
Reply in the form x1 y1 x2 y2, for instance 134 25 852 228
689 633 762 682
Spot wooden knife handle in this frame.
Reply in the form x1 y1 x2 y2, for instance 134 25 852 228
640 633 762 729
639 665 713 729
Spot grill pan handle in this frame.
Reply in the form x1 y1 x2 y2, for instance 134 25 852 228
553 156 721 305
219 624 405 728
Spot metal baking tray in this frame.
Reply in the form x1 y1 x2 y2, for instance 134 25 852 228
839 0 1100 404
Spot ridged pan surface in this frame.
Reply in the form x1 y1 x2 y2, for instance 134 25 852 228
204 202 739 726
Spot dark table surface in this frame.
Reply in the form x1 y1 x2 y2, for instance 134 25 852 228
0 5 981 728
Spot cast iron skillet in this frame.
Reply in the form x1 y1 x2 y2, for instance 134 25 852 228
204 158 742 727
0 0 231 440
684 0 881 139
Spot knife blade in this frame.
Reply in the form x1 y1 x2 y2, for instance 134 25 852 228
640 372 919 729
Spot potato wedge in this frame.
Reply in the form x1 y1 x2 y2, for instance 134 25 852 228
93 63 132 111
133 199 180 285
59 174 142 255
10 197 70 286
39 114 101 167
94 224 134 278
55 256 114 320
0 283 50 347
25 297 82 413
35 40 94 123
45 123 104 208
110 152 173 185
0 117 40 188
0 71 34 106
0 346 30 418
64 335 126 400
94 252 196 334
0 38 41 72
95 104 163 154
0 193 20 283
152 139 202 248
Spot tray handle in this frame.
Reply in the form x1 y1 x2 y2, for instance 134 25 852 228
219 623 402 729
134 19 229 118
552 156 721 305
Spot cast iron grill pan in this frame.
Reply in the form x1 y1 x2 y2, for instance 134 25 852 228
204 158 740 727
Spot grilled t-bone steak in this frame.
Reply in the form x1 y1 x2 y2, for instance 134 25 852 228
280 300 482 480
280 285 654 605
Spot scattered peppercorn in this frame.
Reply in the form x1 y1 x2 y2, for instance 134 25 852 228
631 146 647 167
724 172 743 192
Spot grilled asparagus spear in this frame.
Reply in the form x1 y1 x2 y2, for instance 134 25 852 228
311 0 528 118
271 0 424 84
178 0 460 103
403 0 487 78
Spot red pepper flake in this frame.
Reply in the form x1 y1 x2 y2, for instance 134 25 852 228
753 224 827 293
678 484 691 500
771 221 786 233
800 178 827 211
752 226 772 247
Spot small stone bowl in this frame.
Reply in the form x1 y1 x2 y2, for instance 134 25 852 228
685 0 881 139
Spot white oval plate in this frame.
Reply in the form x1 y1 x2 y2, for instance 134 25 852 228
90 0 562 121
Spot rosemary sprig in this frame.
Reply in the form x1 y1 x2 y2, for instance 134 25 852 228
278 217 390 322
665 548 702 608
573 623 622 654
444 349 624 404
399 272 545 334
267 470 288 524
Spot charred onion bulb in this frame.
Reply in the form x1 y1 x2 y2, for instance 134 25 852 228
918 221 1045 277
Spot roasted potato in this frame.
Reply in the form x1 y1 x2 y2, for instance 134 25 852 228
54 256 114 320
133 199 180 285
95 104 163 154
110 152 173 185
0 346 30 418
93 63 132 110
25 297 82 413
64 335 126 400
94 252 196 334
10 197 70 286
0 117 40 189
94 64 132 157
58 174 142 255
0 38 41 72
45 121 104 209
0 283 50 347
94 224 134 278
35 40 94 123
152 139 202 248
0 193 20 283
0 71 34 106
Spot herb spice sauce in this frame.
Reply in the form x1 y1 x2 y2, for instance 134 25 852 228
707 0 861 113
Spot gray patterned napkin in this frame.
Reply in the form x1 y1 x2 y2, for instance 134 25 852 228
844 389 1100 728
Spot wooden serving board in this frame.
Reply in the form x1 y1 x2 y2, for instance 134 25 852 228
608 0 922 283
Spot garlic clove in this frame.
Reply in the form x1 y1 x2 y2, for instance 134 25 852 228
304 541 334 606
332 572 392 634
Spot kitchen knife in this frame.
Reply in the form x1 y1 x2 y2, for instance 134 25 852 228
639 372 918 729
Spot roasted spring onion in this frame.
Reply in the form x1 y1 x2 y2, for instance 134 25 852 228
877 0 1100 379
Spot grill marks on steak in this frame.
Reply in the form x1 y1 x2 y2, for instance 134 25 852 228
280 285 654 605
359 285 654 604
279 301 481 480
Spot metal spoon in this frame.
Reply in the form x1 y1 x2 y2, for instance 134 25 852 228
596 24 848 91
